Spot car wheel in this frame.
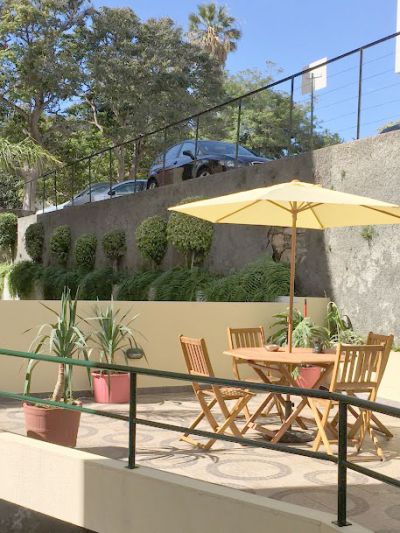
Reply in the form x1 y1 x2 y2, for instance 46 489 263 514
147 178 158 190
196 167 211 178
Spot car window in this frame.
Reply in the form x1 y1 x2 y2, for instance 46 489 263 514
165 144 181 162
114 182 135 194
197 141 256 157
180 142 195 157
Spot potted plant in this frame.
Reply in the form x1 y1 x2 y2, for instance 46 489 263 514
270 309 331 388
23 289 89 447
89 301 144 404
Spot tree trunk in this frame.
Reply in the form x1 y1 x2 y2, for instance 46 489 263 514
21 165 40 212
52 363 65 402
114 146 126 181
128 139 143 179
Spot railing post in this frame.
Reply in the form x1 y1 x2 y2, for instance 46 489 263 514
235 99 242 164
163 128 167 176
42 175 46 213
194 116 200 164
54 170 58 210
334 402 351 527
288 76 294 156
109 149 113 199
127 372 137 469
356 48 364 140
71 165 75 204
88 157 92 203
310 73 314 151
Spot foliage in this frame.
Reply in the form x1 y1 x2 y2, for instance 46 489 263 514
0 262 11 294
326 301 363 344
269 308 330 348
0 172 22 209
150 267 219 301
0 212 17 258
167 197 214 267
135 216 167 267
102 230 127 269
25 289 89 402
74 233 97 271
117 271 162 301
8 260 41 298
87 302 141 369
79 268 119 301
206 256 290 302
50 225 72 266
25 222 44 263
360 225 376 244
188 3 241 64
40 267 84 300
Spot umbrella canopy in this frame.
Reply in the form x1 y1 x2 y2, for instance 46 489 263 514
169 180 400 352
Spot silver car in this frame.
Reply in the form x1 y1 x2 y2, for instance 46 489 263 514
91 179 147 202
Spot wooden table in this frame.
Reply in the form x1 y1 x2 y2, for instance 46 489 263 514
223 347 337 443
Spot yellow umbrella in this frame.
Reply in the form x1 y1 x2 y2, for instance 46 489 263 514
169 179 400 351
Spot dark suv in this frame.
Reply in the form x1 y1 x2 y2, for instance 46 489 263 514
147 140 269 188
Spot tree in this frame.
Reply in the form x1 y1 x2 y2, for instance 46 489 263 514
0 0 92 209
78 7 224 179
188 3 241 65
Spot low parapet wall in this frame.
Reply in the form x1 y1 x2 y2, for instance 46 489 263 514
0 433 371 533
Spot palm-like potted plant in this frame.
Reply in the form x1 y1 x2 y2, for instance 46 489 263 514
89 302 143 403
24 289 89 447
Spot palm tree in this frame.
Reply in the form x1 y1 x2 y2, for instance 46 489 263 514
0 137 58 211
188 3 241 65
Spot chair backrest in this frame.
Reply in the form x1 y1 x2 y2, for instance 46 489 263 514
227 327 265 379
329 344 385 397
366 331 394 373
180 335 214 378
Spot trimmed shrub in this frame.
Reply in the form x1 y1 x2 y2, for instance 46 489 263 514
8 261 41 298
80 267 118 300
25 222 44 263
117 270 162 301
41 267 84 300
135 216 167 267
205 256 290 302
150 267 219 301
102 230 126 270
0 213 18 258
0 262 11 294
74 233 97 271
167 196 214 268
50 225 71 266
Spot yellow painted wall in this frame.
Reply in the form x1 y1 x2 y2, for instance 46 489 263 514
0 299 328 393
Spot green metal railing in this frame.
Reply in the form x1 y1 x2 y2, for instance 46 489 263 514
0 347 399 527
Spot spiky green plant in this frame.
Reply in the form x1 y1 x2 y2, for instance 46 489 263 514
25 289 89 403
269 308 330 348
88 301 143 372
326 301 363 344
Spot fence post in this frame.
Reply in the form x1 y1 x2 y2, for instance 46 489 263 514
109 149 113 199
356 48 364 139
310 74 315 151
42 175 46 213
54 170 58 210
127 372 137 469
194 116 200 163
334 402 351 527
71 165 75 204
88 157 92 203
235 99 242 164
288 76 294 155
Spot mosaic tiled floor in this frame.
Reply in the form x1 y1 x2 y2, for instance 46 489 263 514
1 391 400 533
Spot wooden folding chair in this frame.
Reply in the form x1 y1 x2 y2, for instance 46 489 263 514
227 327 285 422
179 335 254 450
310 344 386 460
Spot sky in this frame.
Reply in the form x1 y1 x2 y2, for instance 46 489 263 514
91 0 400 140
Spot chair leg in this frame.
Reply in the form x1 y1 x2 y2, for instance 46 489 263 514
310 400 333 455
369 413 394 438
271 398 308 443
241 393 276 435
180 397 218 448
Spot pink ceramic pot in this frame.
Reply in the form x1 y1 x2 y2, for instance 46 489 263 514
23 402 81 447
295 366 321 389
92 371 130 403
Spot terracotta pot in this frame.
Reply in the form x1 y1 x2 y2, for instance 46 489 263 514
23 402 81 447
92 371 130 403
295 366 321 389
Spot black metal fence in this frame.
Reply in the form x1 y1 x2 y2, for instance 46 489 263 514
0 347 399 527
33 31 400 212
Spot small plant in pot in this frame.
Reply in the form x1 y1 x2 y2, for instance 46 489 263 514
89 301 144 404
24 289 89 447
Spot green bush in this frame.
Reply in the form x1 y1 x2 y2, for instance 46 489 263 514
8 261 41 298
167 197 214 267
150 267 219 301
117 270 162 301
40 267 84 300
135 216 167 267
102 230 126 269
25 222 44 263
0 213 18 258
205 256 290 302
50 225 71 266
74 233 97 271
0 262 11 294
80 268 119 300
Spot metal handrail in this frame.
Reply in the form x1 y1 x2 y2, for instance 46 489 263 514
0 346 399 527
33 30 400 207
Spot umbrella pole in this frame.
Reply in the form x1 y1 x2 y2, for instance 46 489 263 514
287 207 297 353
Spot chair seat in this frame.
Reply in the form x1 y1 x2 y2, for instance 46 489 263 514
203 386 253 399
